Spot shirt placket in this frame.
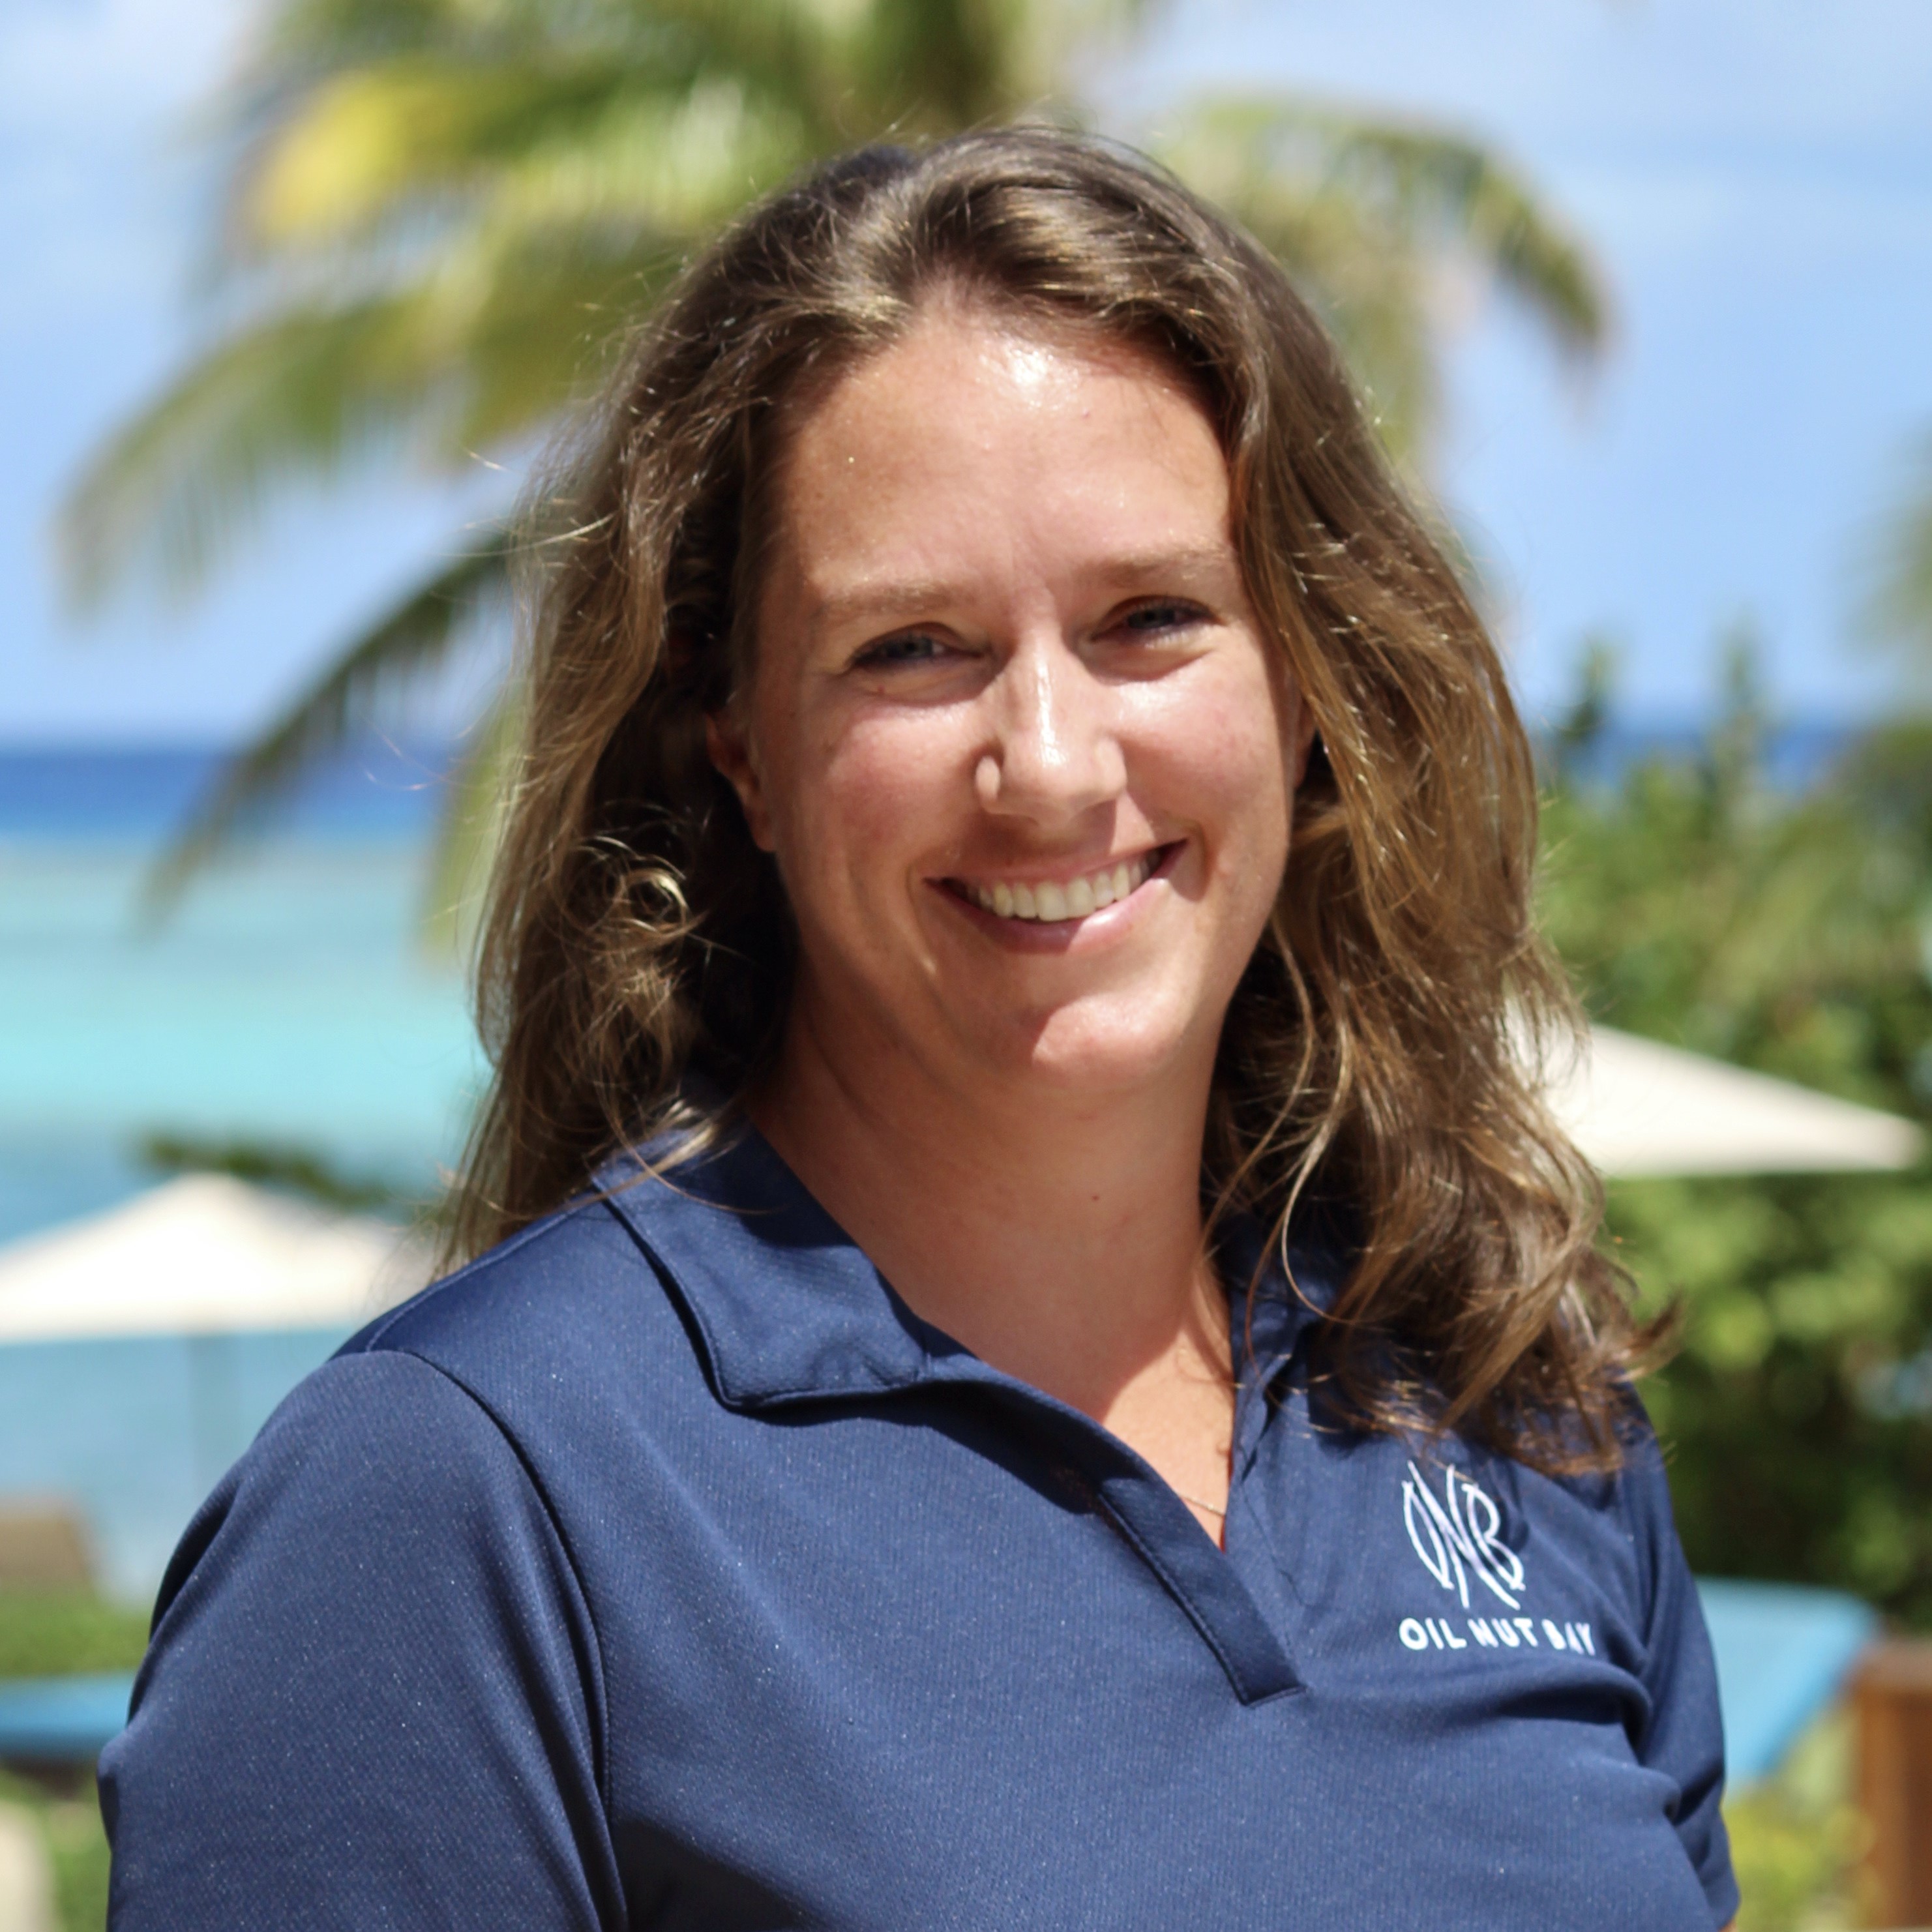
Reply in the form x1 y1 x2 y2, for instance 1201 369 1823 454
927 1356 1307 1706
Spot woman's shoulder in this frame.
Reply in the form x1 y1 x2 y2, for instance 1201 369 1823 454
144 1168 736 1650
353 1124 802 1365
160 1170 741 1562
352 1180 687 1372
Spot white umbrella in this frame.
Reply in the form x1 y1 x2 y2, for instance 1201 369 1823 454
0 1174 430 1343
1549 1026 1923 1178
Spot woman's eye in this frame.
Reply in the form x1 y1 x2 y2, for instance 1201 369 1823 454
855 632 949 668
1119 601 1202 637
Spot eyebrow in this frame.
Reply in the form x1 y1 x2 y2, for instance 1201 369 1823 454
801 543 1240 640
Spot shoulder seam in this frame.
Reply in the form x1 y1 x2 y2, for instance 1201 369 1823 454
348 1196 606 1352
357 1345 620 1819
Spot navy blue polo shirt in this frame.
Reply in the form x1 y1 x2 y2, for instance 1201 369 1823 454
101 1125 1736 1929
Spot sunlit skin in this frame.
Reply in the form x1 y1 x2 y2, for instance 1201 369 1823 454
707 303 1313 1538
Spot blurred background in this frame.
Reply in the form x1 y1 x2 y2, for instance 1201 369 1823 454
2 0 1931 1925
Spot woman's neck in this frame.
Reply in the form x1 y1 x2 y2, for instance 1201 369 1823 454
747 993 1230 1432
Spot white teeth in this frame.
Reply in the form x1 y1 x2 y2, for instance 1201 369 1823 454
961 853 1157 923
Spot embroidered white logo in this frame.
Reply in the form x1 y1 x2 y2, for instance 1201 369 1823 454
1401 1459 1524 1611
1393 1461 1599 1658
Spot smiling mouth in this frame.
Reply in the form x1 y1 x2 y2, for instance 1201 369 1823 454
946 847 1170 923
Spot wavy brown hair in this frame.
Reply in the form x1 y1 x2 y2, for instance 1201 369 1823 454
451 126 1661 1472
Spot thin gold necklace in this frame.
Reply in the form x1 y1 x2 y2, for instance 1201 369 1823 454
1174 1490 1226 1517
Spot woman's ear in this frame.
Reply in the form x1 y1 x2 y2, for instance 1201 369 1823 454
706 709 777 852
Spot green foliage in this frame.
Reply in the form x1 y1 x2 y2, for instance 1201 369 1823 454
1543 634 1930 1099
0 1595 147 1924
1616 1172 1932 1619
44 1798 112 1932
136 1131 413 1215
1539 649 1932 1626
61 0 1606 904
0 1774 113 1932
132 537 513 916
1723 1710 1870 1932
0 1593 151 1680
1148 98 1601 461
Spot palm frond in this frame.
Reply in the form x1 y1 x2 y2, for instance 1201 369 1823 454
1156 96 1606 451
59 220 670 606
1313 113 1606 355
236 2 850 252
469 72 821 241
258 0 461 70
853 0 1054 132
1210 166 1440 455
239 48 811 252
59 297 457 605
240 59 666 248
71 49 838 612
141 531 513 914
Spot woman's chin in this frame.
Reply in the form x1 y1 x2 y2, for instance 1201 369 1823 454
947 994 1205 1099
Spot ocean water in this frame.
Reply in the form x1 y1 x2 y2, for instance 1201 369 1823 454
0 743 474 1598
0 842 481 1228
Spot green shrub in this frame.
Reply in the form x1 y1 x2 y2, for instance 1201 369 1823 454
43 1796 111 1932
1723 1710 1871 1932
0 1592 150 1680
1540 657 1932 1625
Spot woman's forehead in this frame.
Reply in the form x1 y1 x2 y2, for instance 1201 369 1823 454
765 307 1236 613
804 293 1210 436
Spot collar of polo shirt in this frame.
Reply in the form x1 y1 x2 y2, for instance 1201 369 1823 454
599 1124 1333 1417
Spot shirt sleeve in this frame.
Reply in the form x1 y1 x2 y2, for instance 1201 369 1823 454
1620 1427 1739 1929
100 1349 621 1930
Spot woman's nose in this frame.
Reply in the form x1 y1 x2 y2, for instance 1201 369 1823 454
973 638 1126 823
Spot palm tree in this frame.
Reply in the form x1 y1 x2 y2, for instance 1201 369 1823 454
60 0 1607 917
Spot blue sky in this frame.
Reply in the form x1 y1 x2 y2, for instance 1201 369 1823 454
3 0 1929 742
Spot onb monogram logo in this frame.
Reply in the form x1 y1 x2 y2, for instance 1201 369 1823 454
1401 1460 1524 1611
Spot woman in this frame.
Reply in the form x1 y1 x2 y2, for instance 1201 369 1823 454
102 130 1737 1929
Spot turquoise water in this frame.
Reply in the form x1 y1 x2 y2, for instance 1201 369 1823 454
0 750 477 1598
0 842 481 1225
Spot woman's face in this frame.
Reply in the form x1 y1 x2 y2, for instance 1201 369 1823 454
710 304 1311 1105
